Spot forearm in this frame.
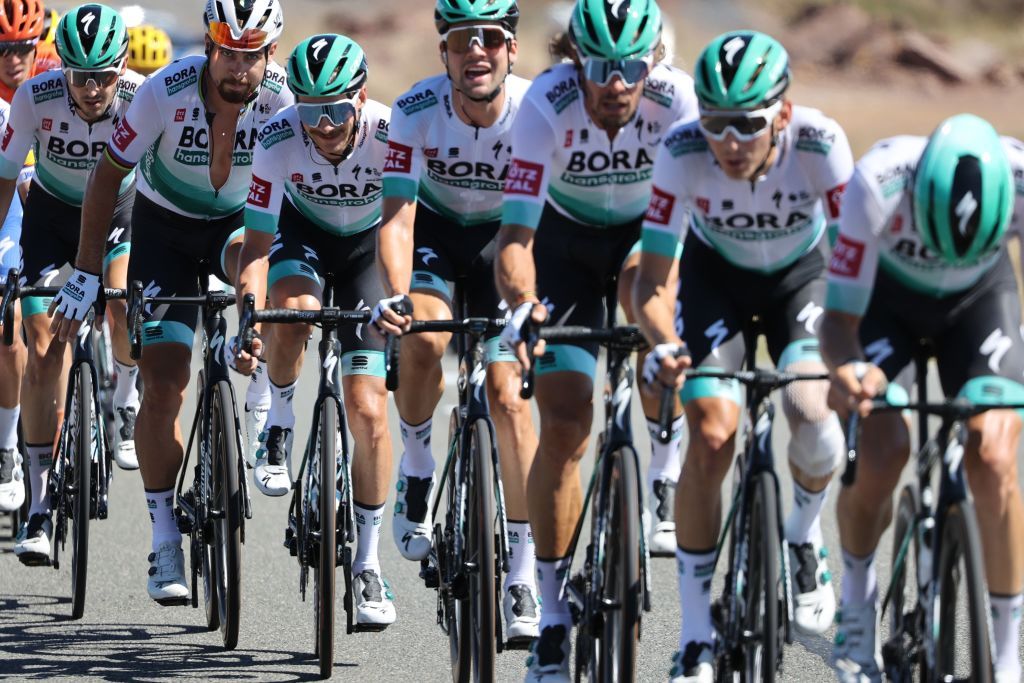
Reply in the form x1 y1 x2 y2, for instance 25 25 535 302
236 246 269 312
376 211 414 297
633 274 681 347
0 176 18 232
495 225 537 304
819 311 864 371
75 159 126 274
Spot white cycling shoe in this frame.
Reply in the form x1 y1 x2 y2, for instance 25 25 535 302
504 583 541 643
392 471 434 561
354 569 396 628
253 426 292 497
789 540 837 635
147 540 189 606
0 448 25 512
524 623 571 683
832 600 882 683
648 478 677 557
670 641 715 682
244 402 269 469
113 406 139 470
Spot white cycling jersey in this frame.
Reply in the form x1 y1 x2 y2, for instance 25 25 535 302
105 54 293 219
0 69 144 204
826 135 1024 315
245 99 391 236
641 106 853 273
501 62 697 229
383 73 530 226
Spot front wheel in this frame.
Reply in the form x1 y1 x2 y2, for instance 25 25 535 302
210 381 242 649
885 484 922 680
744 471 781 682
69 365 94 620
314 398 338 679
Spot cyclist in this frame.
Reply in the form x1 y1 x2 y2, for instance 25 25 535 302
0 0 60 105
233 33 398 628
0 3 143 564
127 24 171 76
371 0 543 641
493 0 697 677
48 0 290 604
821 114 1024 683
634 31 854 681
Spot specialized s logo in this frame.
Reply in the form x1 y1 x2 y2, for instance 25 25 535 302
825 183 846 220
384 141 412 174
829 234 865 277
645 186 675 225
955 191 978 237
504 159 543 196
0 125 12 152
111 118 137 153
248 175 271 209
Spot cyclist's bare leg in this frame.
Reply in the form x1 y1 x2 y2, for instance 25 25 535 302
0 299 25 423
347 374 392 505
103 254 133 366
486 361 536 523
265 277 320 386
21 313 67 445
394 291 451 426
135 343 191 490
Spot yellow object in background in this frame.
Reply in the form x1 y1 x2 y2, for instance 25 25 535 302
127 24 172 75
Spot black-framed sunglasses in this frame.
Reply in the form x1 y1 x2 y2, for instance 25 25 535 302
0 42 35 58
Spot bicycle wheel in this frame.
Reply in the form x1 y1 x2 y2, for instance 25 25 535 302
69 365 93 620
314 398 338 679
445 409 472 682
744 471 781 682
885 484 922 681
209 380 242 649
932 500 993 683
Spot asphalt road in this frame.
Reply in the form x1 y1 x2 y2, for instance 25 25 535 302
1 334 1022 682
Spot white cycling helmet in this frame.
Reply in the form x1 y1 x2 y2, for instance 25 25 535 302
204 0 283 52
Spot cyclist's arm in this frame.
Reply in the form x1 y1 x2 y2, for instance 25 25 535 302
632 250 681 347
377 197 417 298
75 156 129 273
0 86 38 225
495 223 537 306
239 130 288 317
236 230 273 320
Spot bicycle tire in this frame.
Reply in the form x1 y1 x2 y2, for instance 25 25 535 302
933 500 994 683
210 380 242 649
446 408 472 683
468 421 497 681
744 471 780 682
314 398 338 679
70 365 93 620
885 483 921 681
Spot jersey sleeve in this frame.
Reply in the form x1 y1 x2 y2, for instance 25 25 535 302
800 114 855 240
0 86 34 180
640 132 690 258
1002 137 1024 248
381 97 423 202
824 166 886 316
501 95 555 230
105 77 165 170
244 124 287 234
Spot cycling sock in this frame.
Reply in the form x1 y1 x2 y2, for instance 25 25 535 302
25 444 52 516
990 592 1023 679
536 556 572 629
676 546 716 649
113 360 140 408
0 405 19 450
645 414 684 491
839 548 877 606
145 486 181 551
784 480 828 546
267 379 297 431
399 416 434 478
505 520 536 589
245 359 271 411
353 501 384 575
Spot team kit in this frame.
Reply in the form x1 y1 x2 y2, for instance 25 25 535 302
0 0 1021 681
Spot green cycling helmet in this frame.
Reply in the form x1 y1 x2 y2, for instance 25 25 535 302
435 0 519 34
695 31 790 110
56 3 128 70
287 34 367 98
570 0 662 60
913 113 1014 265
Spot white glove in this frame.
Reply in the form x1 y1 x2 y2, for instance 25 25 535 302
51 268 101 323
500 301 535 348
371 294 411 331
642 342 682 385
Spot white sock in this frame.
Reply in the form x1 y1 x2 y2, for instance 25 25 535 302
505 520 536 588
840 549 877 606
784 480 828 546
25 444 52 515
646 414 684 491
536 556 572 629
0 405 19 451
113 360 140 409
677 547 716 649
246 359 271 410
399 416 434 478
353 501 384 575
267 379 297 430
146 487 181 551
990 592 1023 679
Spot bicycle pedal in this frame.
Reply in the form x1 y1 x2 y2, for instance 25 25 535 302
420 560 439 589
352 622 389 633
154 596 190 607
17 552 51 568
504 636 533 650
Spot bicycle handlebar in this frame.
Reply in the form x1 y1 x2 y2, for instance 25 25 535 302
126 280 236 360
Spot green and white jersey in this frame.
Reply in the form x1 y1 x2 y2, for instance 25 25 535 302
245 99 391 237
501 62 697 230
0 69 144 205
640 106 853 273
383 73 530 227
105 54 293 219
826 135 1024 315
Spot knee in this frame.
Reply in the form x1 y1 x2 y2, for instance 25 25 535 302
964 415 1021 500
270 319 312 347
540 403 592 465
139 366 188 416
404 330 446 363
849 419 909 506
686 420 735 482
346 390 389 442
105 299 127 325
487 374 531 427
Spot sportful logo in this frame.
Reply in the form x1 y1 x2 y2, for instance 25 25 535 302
955 191 978 238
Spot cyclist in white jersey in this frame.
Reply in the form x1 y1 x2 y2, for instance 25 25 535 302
233 33 398 628
49 0 291 604
821 115 1024 683
633 31 854 681
0 3 144 563
371 0 543 642
494 0 697 679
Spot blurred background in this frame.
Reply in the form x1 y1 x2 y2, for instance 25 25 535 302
66 0 1024 153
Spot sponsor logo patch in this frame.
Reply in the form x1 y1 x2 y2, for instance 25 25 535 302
248 175 271 209
829 234 866 277
384 141 413 174
645 186 675 225
504 159 543 196
111 118 137 153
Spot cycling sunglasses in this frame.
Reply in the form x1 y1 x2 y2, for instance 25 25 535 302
64 65 121 89
0 41 35 58
207 19 267 51
442 25 513 54
296 95 360 128
698 101 783 142
581 55 652 87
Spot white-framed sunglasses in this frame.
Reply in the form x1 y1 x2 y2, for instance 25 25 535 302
296 94 360 128
698 100 783 142
63 62 123 89
581 54 653 87
441 25 514 54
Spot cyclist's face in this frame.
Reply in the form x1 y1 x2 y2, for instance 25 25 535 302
580 72 642 131
298 88 366 158
207 41 274 104
706 100 792 180
67 65 124 122
0 44 35 90
440 23 517 101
